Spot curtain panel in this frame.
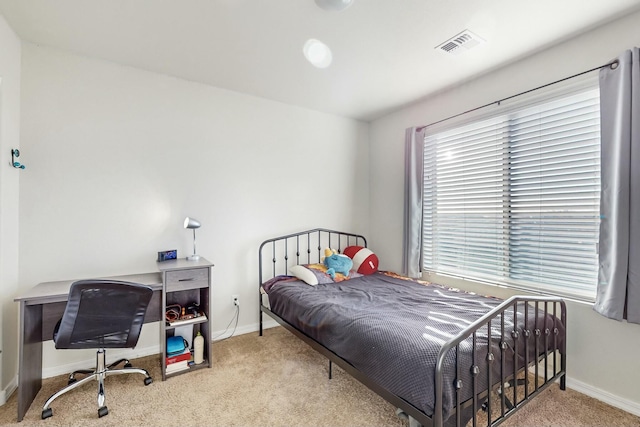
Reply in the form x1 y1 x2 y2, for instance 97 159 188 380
403 127 425 278
595 47 640 323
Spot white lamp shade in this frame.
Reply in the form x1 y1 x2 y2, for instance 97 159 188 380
184 217 201 229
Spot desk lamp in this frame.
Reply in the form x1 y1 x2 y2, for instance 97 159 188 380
184 217 201 261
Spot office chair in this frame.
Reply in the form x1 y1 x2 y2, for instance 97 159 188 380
41 280 154 420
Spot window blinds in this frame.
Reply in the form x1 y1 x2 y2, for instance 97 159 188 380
423 88 600 299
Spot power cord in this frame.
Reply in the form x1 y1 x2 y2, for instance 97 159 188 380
212 304 240 342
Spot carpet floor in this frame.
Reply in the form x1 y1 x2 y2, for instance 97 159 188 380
0 326 638 427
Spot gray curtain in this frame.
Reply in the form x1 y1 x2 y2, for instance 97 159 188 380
402 127 425 278
595 47 640 323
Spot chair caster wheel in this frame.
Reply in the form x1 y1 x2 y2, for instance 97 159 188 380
42 408 53 419
98 406 109 417
144 377 153 386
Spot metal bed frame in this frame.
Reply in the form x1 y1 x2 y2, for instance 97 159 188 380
258 228 567 427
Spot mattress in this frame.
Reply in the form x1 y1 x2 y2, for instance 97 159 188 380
264 271 565 421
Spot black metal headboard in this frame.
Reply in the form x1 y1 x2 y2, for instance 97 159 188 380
258 228 367 286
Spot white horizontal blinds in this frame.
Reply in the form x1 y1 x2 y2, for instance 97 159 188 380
508 89 600 297
423 87 600 299
423 116 510 282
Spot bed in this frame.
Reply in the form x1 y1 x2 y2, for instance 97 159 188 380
258 228 567 427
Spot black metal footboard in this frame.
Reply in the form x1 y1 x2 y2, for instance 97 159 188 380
434 296 566 427
258 229 567 427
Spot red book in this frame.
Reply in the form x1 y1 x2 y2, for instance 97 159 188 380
166 350 191 365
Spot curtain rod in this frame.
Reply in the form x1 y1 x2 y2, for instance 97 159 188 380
417 59 619 132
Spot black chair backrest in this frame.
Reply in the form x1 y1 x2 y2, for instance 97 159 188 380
54 280 153 350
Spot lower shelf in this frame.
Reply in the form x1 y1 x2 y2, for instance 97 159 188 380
164 359 210 378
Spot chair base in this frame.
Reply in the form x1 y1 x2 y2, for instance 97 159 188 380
41 348 152 419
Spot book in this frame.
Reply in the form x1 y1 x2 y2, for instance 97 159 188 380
166 349 191 365
165 360 189 373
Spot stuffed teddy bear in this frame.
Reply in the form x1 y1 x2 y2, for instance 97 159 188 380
323 248 353 279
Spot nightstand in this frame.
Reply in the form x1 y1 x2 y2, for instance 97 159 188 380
157 258 213 380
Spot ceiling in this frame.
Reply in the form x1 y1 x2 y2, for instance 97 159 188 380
1 0 640 121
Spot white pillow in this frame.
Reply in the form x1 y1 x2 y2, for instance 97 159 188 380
289 264 320 286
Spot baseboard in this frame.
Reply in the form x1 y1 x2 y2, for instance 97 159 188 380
566 377 640 417
0 374 18 406
212 318 279 341
42 344 161 379
527 359 640 418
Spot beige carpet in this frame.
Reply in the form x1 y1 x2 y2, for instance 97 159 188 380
0 326 638 427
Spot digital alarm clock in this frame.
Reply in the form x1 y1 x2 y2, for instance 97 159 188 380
157 249 178 262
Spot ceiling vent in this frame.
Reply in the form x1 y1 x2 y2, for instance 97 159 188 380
436 30 485 55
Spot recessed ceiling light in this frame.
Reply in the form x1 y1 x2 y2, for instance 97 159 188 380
315 0 354 12
303 39 333 68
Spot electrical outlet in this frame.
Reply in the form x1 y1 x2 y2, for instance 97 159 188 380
232 295 239 307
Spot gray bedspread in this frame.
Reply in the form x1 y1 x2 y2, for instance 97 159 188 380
266 272 565 422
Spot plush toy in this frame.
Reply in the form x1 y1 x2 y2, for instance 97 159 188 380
343 246 379 275
323 248 353 279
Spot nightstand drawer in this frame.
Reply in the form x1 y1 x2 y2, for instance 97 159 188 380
165 268 209 291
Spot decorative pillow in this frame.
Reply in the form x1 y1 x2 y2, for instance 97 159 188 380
343 246 379 275
290 263 361 286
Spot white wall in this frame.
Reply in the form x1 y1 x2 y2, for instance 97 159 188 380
0 12 21 403
18 43 369 373
369 9 640 415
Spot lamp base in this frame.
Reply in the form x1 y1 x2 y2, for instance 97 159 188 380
186 254 201 261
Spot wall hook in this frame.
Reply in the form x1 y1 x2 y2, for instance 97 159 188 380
11 149 26 169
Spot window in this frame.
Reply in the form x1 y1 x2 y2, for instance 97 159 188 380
422 88 600 300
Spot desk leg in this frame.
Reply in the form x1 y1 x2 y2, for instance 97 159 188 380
18 302 43 422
